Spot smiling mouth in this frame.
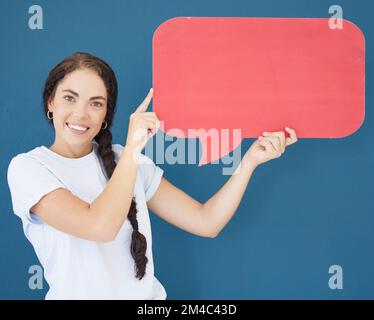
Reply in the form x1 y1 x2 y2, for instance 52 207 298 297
66 122 90 132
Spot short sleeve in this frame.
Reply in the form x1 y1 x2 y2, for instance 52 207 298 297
112 144 164 202
7 154 66 224
138 153 164 202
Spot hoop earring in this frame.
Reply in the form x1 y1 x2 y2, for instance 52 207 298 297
101 121 108 130
47 111 53 120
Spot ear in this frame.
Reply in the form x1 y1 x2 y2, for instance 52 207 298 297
47 97 54 112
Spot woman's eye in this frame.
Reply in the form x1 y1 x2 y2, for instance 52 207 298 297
92 101 103 107
63 95 75 102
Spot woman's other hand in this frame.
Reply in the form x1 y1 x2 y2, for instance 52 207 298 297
243 127 298 169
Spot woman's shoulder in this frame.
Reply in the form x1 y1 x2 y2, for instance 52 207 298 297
7 146 50 188
9 146 44 164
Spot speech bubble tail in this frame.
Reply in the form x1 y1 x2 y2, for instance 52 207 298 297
197 131 243 166
198 139 214 167
197 148 209 166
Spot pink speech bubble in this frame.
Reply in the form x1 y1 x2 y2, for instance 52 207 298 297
153 17 365 166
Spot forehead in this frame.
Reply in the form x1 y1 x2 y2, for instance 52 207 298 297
57 69 107 97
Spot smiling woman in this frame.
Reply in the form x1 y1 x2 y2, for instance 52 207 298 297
7 52 166 299
7 51 298 300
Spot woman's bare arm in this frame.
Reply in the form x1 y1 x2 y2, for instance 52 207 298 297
147 128 298 238
31 145 138 242
147 160 256 238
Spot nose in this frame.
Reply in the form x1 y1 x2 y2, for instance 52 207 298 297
72 102 89 119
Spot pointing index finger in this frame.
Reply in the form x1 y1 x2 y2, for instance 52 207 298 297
135 88 153 113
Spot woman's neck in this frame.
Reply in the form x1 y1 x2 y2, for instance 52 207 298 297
49 140 93 159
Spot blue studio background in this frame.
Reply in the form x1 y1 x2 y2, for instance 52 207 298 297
0 0 372 299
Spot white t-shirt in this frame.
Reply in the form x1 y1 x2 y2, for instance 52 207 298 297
7 141 167 300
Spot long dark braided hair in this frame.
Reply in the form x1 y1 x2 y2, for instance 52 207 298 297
42 52 148 280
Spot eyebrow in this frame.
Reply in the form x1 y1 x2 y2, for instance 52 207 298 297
62 89 106 101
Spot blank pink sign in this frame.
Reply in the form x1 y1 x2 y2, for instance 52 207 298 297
153 17 365 165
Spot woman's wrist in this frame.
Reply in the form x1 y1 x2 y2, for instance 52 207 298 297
122 143 142 164
241 153 259 171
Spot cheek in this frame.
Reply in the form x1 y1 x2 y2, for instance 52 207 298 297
91 111 107 128
51 107 69 125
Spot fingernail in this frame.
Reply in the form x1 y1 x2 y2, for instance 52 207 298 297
263 132 268 135
285 127 290 130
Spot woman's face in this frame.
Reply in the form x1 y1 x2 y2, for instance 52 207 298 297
48 68 108 148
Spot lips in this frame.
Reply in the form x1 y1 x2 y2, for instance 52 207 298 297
66 122 90 134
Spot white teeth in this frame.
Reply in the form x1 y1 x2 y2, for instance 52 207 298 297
67 123 88 131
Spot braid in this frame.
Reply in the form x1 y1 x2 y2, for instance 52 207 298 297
94 128 148 280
